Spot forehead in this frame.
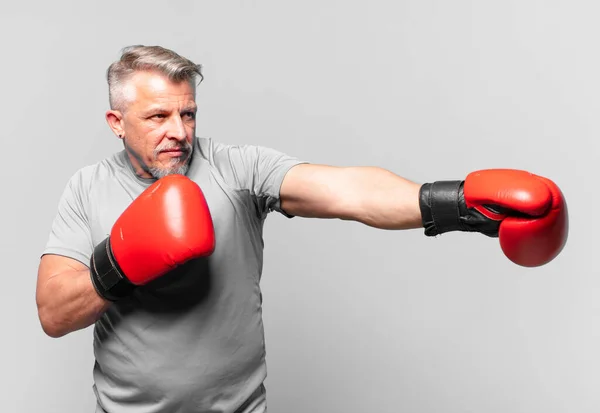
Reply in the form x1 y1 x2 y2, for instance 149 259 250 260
126 70 196 107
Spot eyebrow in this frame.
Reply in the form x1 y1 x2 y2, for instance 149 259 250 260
142 105 198 115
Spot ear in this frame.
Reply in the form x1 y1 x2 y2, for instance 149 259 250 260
106 110 125 138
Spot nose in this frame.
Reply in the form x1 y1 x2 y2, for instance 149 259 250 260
166 115 187 141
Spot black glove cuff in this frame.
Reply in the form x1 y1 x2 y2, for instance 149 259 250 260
89 237 135 302
419 180 464 236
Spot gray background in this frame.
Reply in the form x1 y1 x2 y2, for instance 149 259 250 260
3 0 595 412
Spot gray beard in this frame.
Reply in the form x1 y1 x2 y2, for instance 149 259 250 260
123 139 192 179
149 159 190 179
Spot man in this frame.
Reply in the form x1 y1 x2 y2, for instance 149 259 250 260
36 45 568 413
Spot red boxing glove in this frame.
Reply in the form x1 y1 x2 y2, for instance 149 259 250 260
464 169 568 267
90 174 216 301
419 169 568 267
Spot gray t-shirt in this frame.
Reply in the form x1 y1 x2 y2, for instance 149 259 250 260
43 137 306 413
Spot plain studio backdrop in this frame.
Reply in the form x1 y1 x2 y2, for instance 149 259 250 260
2 1 596 412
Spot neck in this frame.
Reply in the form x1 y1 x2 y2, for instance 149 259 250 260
124 147 155 179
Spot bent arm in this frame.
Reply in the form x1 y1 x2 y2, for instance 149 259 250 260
280 164 423 230
36 254 110 338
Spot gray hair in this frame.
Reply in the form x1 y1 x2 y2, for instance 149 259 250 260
107 45 204 112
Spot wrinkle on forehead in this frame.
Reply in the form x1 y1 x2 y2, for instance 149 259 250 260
138 73 194 97
125 71 196 111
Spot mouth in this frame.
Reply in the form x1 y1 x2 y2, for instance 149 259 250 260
160 148 188 157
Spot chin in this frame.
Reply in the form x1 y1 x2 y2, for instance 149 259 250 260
150 162 190 179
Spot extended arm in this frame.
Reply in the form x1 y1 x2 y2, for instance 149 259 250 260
280 164 423 230
279 164 568 267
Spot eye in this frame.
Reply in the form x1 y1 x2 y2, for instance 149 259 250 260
183 111 196 120
152 114 166 119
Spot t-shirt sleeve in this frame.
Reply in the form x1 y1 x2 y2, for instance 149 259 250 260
42 169 94 267
211 142 308 218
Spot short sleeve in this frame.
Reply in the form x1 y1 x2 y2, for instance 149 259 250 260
211 142 307 218
42 169 94 267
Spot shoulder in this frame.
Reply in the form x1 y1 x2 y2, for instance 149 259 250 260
194 136 254 177
61 151 125 197
194 136 294 168
194 136 249 163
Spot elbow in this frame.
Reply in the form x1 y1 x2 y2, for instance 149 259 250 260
37 308 68 338
40 320 68 339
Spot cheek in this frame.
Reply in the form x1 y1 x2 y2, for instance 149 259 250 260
143 127 167 148
178 124 194 144
128 128 163 158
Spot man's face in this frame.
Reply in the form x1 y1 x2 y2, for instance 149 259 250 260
112 70 197 179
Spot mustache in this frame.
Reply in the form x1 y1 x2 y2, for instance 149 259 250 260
153 141 192 156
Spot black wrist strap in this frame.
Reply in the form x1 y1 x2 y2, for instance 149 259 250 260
90 237 135 302
419 180 463 236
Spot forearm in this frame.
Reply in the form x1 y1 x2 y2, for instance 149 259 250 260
38 269 110 338
342 166 423 230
